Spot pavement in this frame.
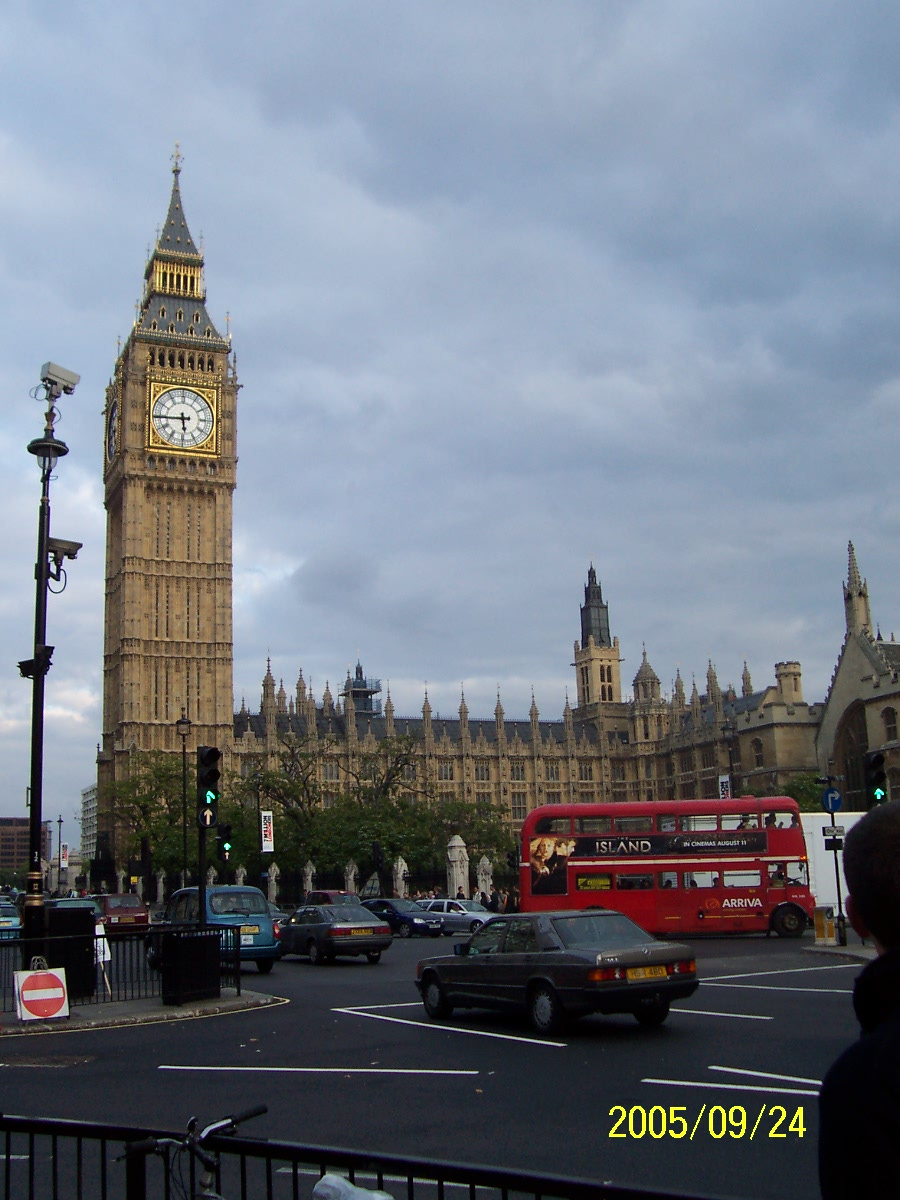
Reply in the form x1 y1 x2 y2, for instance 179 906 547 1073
1 987 288 1036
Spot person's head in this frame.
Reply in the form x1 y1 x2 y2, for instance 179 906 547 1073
844 800 900 951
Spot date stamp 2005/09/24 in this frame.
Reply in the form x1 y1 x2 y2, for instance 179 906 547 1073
608 1104 806 1141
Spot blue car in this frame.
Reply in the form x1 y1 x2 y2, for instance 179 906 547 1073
149 886 281 973
0 901 21 940
362 898 442 938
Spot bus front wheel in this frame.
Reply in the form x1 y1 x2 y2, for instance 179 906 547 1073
772 905 805 938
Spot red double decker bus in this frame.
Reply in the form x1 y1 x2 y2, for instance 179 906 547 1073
518 796 815 937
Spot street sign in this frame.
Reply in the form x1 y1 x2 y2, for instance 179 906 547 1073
823 825 845 837
198 806 218 829
824 837 844 852
15 968 69 1021
822 788 843 813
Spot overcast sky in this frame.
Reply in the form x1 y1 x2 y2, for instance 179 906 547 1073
1 3 899 853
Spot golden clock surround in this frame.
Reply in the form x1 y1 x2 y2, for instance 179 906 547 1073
146 378 219 455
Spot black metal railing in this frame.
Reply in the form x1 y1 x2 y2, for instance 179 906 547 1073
0 1113 724 1200
0 926 241 1014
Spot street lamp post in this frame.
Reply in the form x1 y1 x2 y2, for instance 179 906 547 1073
20 362 81 965
56 814 63 896
176 710 192 887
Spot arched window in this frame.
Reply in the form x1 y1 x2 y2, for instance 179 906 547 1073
883 707 898 742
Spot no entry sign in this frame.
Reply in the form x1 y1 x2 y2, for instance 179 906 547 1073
14 968 69 1021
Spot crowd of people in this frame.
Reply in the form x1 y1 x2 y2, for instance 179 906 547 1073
410 884 520 913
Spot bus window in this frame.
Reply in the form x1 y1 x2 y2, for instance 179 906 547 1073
658 814 677 832
575 873 612 892
787 861 809 887
616 873 654 890
614 816 653 834
763 810 794 829
722 813 759 831
658 871 678 889
686 871 719 888
769 865 786 887
679 814 717 832
576 816 612 833
722 870 762 888
534 817 573 835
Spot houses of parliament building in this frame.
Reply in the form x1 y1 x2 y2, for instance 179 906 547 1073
94 159 894 866
231 561 821 821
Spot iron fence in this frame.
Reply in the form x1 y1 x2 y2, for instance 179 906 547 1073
0 926 241 1014
0 1113 723 1200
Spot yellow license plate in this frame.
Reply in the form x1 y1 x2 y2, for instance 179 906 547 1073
626 965 668 982
240 925 259 935
349 928 370 936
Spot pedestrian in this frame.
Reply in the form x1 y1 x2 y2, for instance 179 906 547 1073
819 799 900 1197
506 886 520 913
488 885 500 912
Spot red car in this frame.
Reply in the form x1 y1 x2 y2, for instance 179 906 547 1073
93 893 150 935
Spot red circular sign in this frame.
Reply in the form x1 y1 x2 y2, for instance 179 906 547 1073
20 970 67 1018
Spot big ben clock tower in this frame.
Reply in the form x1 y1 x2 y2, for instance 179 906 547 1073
97 153 238 865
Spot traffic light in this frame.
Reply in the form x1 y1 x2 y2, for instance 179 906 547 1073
197 745 222 827
217 824 233 862
506 850 518 871
864 751 887 809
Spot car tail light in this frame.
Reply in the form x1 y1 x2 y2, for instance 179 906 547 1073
667 959 696 975
327 927 353 937
588 966 626 982
273 922 281 941
376 924 391 935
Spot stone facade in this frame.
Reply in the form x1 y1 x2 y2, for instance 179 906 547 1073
815 543 900 808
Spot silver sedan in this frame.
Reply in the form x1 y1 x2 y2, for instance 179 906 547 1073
419 898 494 934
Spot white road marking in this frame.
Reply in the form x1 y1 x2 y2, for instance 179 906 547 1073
709 1064 821 1085
671 1008 773 1021
333 1006 565 1046
707 963 858 982
160 1065 477 1075
642 1077 819 1097
704 983 852 994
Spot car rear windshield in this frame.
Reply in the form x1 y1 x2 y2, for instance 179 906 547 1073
551 912 656 950
107 895 144 909
209 891 268 916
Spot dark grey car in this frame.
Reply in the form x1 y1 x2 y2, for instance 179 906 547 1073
415 909 699 1034
280 903 393 964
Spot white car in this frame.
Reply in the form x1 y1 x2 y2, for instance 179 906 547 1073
418 898 493 934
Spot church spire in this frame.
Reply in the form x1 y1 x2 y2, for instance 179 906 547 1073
844 541 872 637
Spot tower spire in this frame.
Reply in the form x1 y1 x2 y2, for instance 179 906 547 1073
844 540 872 637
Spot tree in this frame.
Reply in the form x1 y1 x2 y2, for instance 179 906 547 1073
782 772 827 813
107 750 193 880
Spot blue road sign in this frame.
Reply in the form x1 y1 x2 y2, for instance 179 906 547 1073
822 788 843 813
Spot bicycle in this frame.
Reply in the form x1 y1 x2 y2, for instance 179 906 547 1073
119 1104 267 1199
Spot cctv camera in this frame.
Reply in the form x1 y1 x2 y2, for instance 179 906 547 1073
48 537 83 561
40 362 80 395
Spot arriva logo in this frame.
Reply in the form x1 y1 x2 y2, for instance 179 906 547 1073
721 897 764 910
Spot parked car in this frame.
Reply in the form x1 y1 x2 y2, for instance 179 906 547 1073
415 909 699 1034
147 885 281 973
280 903 393 964
304 890 363 908
93 893 150 936
418 898 493 934
0 901 21 940
46 897 104 919
361 898 442 938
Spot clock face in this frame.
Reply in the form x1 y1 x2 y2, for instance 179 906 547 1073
106 401 118 461
151 387 215 449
